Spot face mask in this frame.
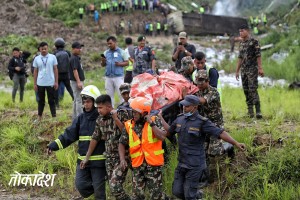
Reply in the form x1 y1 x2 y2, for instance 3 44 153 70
184 112 193 117
183 107 195 117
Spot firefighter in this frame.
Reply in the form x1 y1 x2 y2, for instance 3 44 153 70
47 85 106 200
118 97 168 200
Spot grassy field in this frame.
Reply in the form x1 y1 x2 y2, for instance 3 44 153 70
0 68 300 199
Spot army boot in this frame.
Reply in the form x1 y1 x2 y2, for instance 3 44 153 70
255 103 263 119
247 105 254 118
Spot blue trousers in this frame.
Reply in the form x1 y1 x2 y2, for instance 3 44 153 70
172 166 203 200
75 164 106 200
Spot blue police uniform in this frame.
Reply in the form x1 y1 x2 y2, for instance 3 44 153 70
168 95 224 199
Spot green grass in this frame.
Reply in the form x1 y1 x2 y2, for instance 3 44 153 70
1 72 300 199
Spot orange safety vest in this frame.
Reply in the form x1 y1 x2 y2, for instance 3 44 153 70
124 117 164 167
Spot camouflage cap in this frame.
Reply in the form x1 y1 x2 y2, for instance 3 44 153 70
119 83 131 94
181 56 193 71
195 69 209 84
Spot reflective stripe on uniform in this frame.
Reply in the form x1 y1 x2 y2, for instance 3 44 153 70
130 152 142 158
79 136 92 141
154 149 164 155
147 124 158 143
78 154 106 161
128 123 141 147
55 139 63 150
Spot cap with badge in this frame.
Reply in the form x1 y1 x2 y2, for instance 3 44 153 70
179 31 187 39
137 35 146 42
194 69 208 84
119 83 131 94
72 42 84 49
180 95 200 106
180 56 193 72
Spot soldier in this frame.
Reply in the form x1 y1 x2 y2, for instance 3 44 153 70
80 94 131 200
119 97 168 200
236 24 264 118
194 70 234 184
179 56 194 82
118 83 131 110
132 36 156 76
159 95 245 199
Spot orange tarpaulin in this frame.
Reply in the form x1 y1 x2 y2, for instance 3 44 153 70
130 71 199 110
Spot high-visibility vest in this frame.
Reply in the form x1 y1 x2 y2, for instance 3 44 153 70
263 15 267 23
142 0 146 6
149 23 153 31
164 24 168 30
192 66 222 101
199 7 205 13
125 117 164 167
156 22 161 30
126 60 133 71
253 27 259 34
249 16 254 24
134 0 138 5
79 8 84 14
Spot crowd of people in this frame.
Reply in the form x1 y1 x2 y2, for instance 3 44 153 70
79 0 171 36
7 23 265 199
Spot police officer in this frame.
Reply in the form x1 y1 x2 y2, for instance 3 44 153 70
119 97 168 200
160 95 245 199
133 35 156 76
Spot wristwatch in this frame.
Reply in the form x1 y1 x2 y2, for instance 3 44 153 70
150 122 156 127
184 50 188 54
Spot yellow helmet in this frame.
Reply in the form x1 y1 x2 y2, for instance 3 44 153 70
130 97 152 114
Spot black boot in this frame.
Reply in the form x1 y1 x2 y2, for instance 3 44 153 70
255 103 263 119
248 105 254 118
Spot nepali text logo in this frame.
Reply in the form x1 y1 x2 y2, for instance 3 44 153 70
9 171 56 187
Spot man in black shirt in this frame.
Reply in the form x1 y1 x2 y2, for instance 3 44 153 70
70 42 85 120
7 47 27 103
172 32 196 71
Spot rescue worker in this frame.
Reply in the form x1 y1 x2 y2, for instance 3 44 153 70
118 83 132 110
133 36 156 76
178 56 194 82
124 37 135 84
160 95 245 199
236 24 264 118
199 5 205 14
192 51 222 100
156 21 161 35
47 85 106 200
194 70 234 183
80 94 131 200
118 97 168 200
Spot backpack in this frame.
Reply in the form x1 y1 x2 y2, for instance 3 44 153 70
55 50 70 73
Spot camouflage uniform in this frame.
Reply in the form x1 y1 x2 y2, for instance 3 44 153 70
178 56 194 82
238 37 261 114
196 85 224 156
119 116 168 200
133 44 155 76
92 110 131 200
195 70 224 156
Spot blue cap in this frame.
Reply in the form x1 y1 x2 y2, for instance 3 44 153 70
180 95 200 106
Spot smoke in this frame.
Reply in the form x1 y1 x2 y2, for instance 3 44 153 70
212 0 240 16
